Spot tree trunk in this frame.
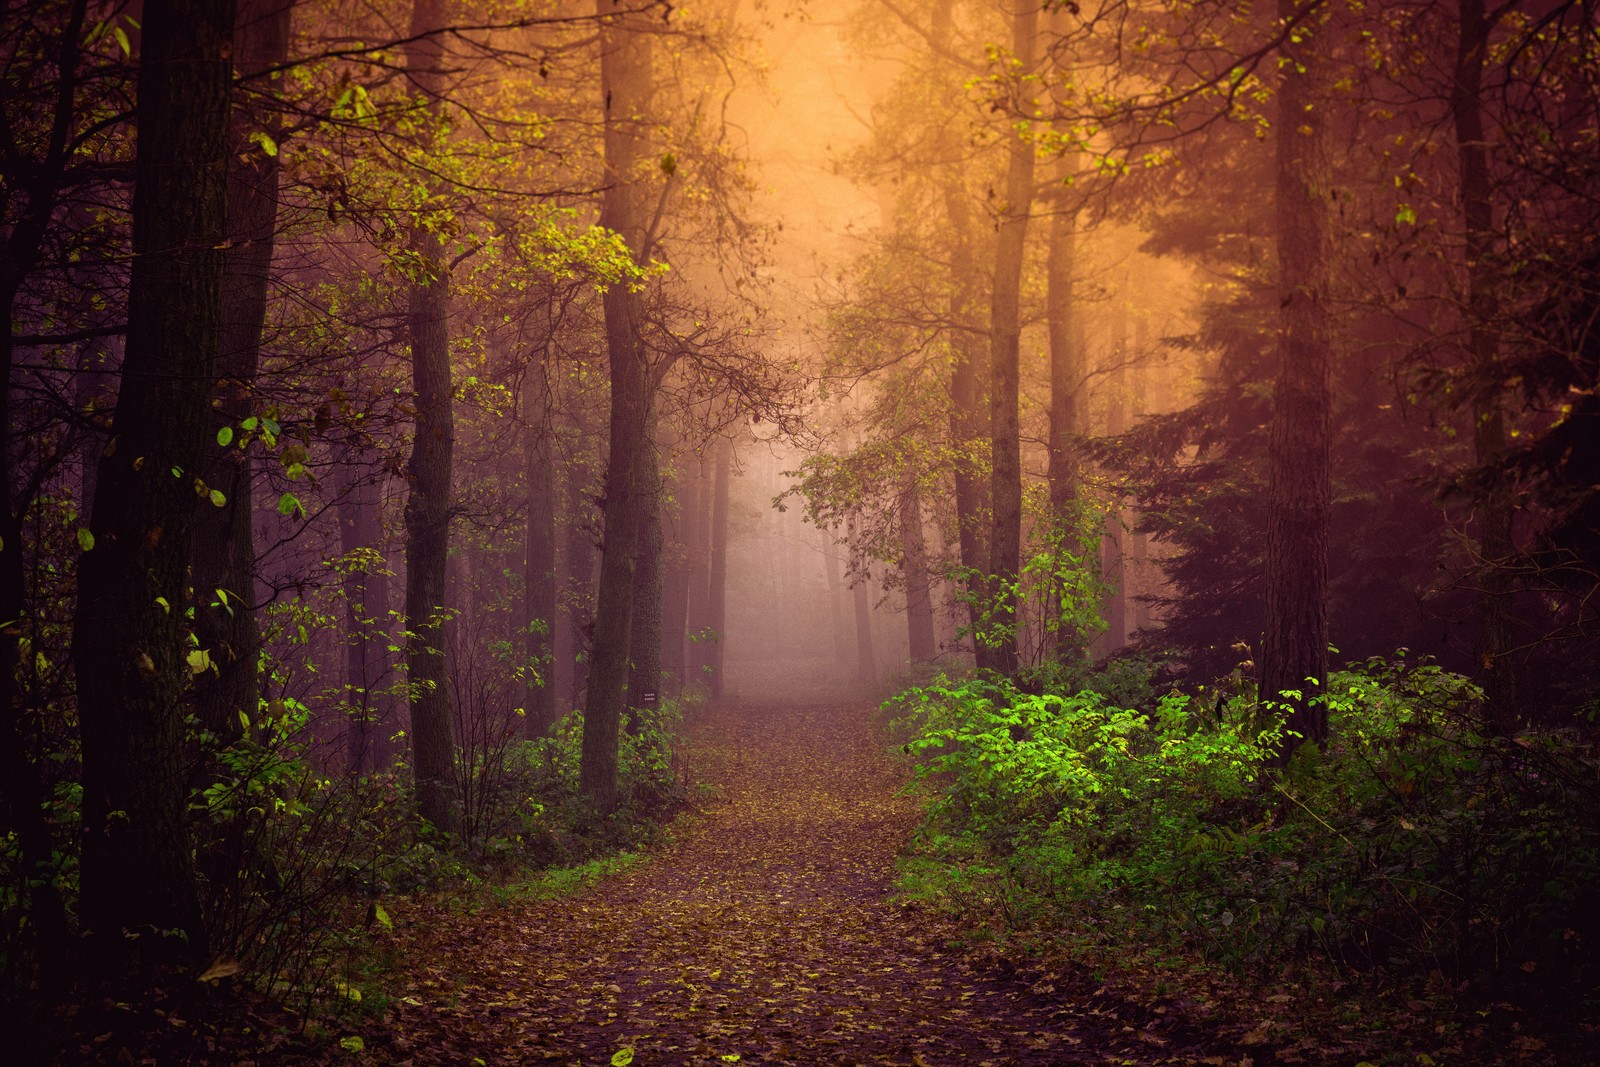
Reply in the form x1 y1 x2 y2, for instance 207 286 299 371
1261 0 1334 760
684 453 712 685
581 0 654 808
986 0 1039 676
0 0 89 998
627 413 664 715
1454 0 1517 727
560 458 596 709
852 550 877 685
934 0 989 666
1095 293 1130 658
338 454 385 773
191 0 289 746
74 0 235 967
661 455 694 693
901 478 936 662
823 527 849 664
402 0 458 831
707 434 732 700
524 358 558 735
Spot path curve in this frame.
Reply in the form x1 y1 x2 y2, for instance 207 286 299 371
377 699 1233 1066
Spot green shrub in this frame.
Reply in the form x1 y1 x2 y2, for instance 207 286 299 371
893 658 1600 996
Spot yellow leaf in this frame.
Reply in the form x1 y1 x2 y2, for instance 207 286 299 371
196 958 242 982
611 1049 635 1066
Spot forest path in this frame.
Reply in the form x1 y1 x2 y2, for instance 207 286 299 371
377 696 1234 1066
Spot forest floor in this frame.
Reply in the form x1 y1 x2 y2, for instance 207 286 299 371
348 694 1263 1067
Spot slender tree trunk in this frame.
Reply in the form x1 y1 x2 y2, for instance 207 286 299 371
901 478 936 662
337 453 383 773
707 435 732 700
822 527 848 664
628 414 664 715
684 454 712 684
1095 293 1130 658
1261 0 1334 759
191 0 289 746
524 357 558 735
1046 145 1085 663
560 458 596 709
0 1 88 999
934 0 989 666
852 550 877 685
74 0 235 966
402 0 458 830
661 456 694 693
1454 0 1517 727
986 0 1039 676
581 0 654 807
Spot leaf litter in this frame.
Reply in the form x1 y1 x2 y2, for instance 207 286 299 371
356 698 1255 1066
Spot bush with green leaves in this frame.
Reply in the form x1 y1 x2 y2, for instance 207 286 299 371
893 658 1600 996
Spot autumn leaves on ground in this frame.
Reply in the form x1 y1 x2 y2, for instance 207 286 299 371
358 696 1239 1067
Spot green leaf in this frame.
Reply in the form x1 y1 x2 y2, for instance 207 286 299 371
1395 204 1417 225
216 426 234 447
720 1056 740 1063
277 492 304 518
208 489 227 508
611 1049 635 1066
373 903 393 931
186 649 214 675
76 528 94 552
155 596 170 613
338 1035 364 1053
248 130 279 157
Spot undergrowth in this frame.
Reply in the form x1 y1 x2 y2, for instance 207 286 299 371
891 656 1600 1019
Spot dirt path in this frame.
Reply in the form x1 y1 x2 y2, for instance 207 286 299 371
376 699 1236 1066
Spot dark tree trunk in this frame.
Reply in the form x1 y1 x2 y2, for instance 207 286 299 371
627 414 663 714
524 359 559 735
402 0 458 831
985 0 1038 676
1261 0 1334 760
1046 145 1085 664
560 459 597 709
581 0 654 808
901 479 936 662
1454 0 1517 727
935 0 989 666
0 0 88 999
707 434 732 699
74 0 235 967
192 0 290 745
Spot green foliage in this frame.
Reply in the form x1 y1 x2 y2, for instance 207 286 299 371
894 659 1600 996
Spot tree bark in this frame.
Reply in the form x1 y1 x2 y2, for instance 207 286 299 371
337 454 385 773
1454 0 1517 727
74 0 235 966
402 0 458 831
192 0 290 745
934 0 989 667
1261 0 1334 759
661 455 694 692
627 414 664 716
523 358 559 735
986 0 1039 676
581 0 654 808
707 434 732 700
901 478 937 662
852 549 878 685
684 454 712 685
